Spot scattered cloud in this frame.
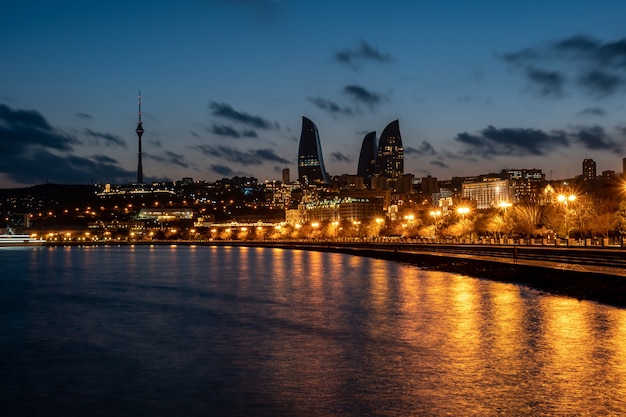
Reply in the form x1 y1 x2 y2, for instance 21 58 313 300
571 125 623 152
525 67 564 97
84 129 127 147
75 112 92 120
455 126 568 157
0 104 78 156
335 40 393 70
502 34 626 98
307 97 354 117
210 164 236 177
404 141 437 157
208 124 258 138
1 149 133 185
209 102 278 129
329 151 352 163
454 124 624 158
144 150 189 168
343 85 385 108
577 107 607 117
195 144 290 165
430 160 449 168
0 104 136 184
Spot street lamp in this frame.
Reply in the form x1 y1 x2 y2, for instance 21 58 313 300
498 201 512 210
457 207 470 219
430 210 441 237
557 194 576 238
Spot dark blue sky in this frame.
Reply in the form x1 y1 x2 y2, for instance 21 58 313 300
2 0 626 187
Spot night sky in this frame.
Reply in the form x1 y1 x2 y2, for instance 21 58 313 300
2 0 626 188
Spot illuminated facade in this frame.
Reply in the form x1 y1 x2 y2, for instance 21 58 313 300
582 158 596 183
374 120 403 178
462 179 513 210
298 116 330 185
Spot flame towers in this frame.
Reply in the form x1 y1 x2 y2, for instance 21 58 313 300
298 116 330 185
374 119 403 178
357 131 377 187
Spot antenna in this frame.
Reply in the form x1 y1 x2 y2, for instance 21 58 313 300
136 90 144 184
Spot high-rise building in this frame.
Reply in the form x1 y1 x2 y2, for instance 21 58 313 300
297 116 330 185
582 158 596 183
357 131 377 187
374 120 403 178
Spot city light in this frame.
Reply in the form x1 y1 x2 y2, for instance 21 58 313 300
557 194 576 204
457 207 470 217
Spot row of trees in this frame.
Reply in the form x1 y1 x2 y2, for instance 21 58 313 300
270 196 626 241
390 197 626 240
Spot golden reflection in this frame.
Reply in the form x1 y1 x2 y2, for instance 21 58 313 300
448 277 482 363
610 309 626 395
305 250 325 302
237 246 250 284
489 285 525 358
539 297 594 409
368 260 390 313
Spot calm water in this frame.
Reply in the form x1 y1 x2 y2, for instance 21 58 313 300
2 245 626 416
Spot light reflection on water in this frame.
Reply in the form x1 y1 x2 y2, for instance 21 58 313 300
2 245 626 416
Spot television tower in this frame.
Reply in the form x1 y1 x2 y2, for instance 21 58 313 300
135 91 144 184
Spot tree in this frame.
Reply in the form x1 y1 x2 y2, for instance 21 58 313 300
614 200 626 236
510 204 543 237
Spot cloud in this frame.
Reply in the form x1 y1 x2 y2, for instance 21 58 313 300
144 151 189 168
75 112 92 120
454 124 624 158
430 160 449 169
195 144 290 165
329 151 352 163
578 69 621 96
404 141 437 157
455 125 568 157
502 34 626 97
307 97 354 117
209 102 278 129
84 128 127 148
0 104 78 156
335 40 392 70
571 125 623 152
0 104 142 185
91 154 119 164
343 85 385 108
208 124 258 138
210 164 236 177
525 67 564 97
1 149 134 185
577 107 607 117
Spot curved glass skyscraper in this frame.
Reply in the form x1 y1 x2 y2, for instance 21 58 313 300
374 119 403 178
357 131 377 186
298 116 330 185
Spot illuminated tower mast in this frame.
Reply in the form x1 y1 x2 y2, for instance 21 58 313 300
135 91 144 184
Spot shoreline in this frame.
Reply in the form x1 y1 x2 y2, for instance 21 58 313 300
48 240 626 308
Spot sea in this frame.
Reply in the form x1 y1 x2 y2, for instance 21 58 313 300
1 244 626 416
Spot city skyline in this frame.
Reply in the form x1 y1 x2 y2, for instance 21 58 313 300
2 1 626 188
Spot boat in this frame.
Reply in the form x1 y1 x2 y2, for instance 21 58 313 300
0 227 46 247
